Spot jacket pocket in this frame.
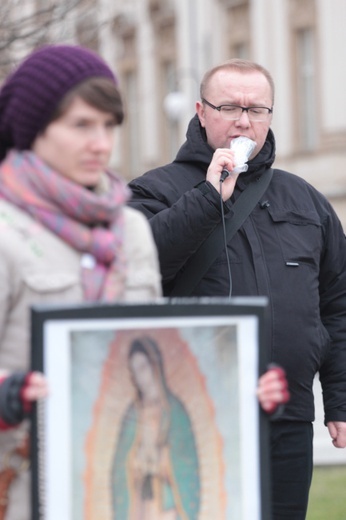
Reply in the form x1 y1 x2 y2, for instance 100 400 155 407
267 208 322 267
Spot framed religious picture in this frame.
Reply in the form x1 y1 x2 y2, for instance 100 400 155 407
30 297 271 520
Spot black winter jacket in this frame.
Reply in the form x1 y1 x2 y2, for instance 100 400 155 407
128 114 346 423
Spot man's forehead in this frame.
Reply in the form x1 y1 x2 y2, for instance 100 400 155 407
207 69 272 100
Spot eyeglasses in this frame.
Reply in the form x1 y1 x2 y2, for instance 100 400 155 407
202 98 273 122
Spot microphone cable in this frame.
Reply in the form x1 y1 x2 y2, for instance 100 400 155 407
219 171 233 298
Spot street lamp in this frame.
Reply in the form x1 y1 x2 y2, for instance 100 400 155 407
163 90 189 122
162 66 199 122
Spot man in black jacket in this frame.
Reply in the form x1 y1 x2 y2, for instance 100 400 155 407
128 59 346 519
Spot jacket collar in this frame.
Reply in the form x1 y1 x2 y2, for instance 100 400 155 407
174 114 276 185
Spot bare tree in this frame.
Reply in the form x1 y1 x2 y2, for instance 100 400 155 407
0 0 110 78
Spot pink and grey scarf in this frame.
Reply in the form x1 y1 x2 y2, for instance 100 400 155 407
0 150 131 301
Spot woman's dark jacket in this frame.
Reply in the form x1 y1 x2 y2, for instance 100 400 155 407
128 114 346 423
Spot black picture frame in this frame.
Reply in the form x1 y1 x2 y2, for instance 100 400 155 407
30 297 271 520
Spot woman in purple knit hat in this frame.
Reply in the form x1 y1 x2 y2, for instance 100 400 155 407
0 44 163 520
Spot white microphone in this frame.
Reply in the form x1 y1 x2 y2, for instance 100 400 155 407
220 136 257 181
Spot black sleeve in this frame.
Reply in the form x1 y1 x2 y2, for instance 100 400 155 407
318 205 346 423
0 372 28 426
128 178 230 284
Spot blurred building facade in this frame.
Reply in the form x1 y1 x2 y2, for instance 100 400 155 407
2 0 345 226
100 0 346 228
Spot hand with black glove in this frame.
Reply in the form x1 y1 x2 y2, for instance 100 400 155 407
0 371 48 429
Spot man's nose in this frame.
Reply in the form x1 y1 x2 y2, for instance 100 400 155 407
236 110 251 126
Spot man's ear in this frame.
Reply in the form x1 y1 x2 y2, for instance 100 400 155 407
196 101 206 128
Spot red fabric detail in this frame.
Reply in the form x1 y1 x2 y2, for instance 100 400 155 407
20 372 33 414
0 417 14 431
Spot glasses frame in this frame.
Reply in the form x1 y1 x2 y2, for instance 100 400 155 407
202 98 273 121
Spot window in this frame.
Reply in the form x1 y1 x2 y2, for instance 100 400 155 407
233 42 250 60
226 2 251 60
163 62 181 160
296 28 317 150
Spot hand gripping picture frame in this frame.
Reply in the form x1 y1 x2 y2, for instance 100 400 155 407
30 297 271 520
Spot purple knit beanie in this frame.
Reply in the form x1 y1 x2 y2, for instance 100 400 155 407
0 45 118 161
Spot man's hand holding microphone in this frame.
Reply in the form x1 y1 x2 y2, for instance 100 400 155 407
206 136 257 200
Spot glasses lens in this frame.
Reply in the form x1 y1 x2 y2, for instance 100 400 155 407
247 107 270 121
220 106 242 120
220 106 270 121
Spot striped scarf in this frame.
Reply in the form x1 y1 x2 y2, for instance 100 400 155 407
0 150 131 301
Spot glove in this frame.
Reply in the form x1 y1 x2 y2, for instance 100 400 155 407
0 372 33 428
